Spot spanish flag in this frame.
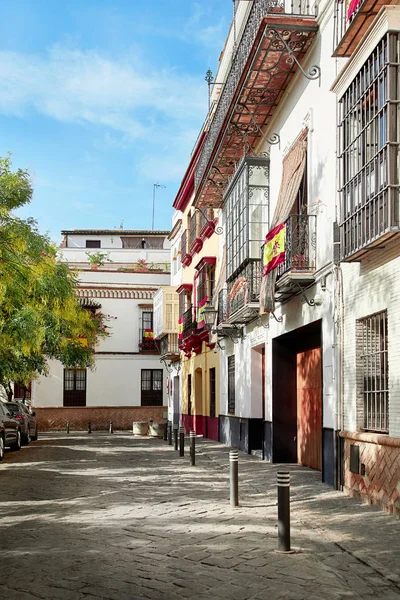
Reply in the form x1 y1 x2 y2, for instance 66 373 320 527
263 222 286 277
178 317 183 340
197 296 208 329
144 329 154 339
347 0 360 20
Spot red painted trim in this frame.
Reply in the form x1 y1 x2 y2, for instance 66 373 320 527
190 238 203 255
176 283 193 294
204 417 219 441
173 132 206 212
182 254 192 267
194 256 217 271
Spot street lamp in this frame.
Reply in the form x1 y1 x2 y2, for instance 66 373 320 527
202 301 218 331
152 183 166 231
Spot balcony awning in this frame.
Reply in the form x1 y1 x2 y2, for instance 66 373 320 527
195 10 318 209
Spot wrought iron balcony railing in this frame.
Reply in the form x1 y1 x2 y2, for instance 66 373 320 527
180 229 188 256
195 0 317 194
227 259 262 322
217 288 229 324
333 0 385 57
275 214 316 280
160 333 179 357
182 306 195 340
138 330 160 354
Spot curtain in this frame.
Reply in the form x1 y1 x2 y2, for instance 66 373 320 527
259 130 308 314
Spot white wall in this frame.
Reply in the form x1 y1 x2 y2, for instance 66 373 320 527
34 355 167 408
65 234 171 250
60 247 171 268
342 242 400 438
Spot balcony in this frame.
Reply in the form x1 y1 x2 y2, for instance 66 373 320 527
180 229 192 267
227 260 262 324
195 0 318 209
160 333 179 359
138 330 160 354
217 288 229 324
333 0 397 57
271 214 316 302
153 286 179 339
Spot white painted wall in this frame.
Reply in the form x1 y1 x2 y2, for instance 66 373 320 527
64 233 171 250
34 355 167 408
342 242 400 438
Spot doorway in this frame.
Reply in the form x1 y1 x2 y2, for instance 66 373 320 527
272 320 322 471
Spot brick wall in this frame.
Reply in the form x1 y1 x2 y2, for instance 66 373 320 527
342 432 400 516
35 406 167 432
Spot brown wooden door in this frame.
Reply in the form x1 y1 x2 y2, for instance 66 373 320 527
297 347 322 471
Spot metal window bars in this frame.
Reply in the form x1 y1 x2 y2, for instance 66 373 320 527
360 311 389 433
338 33 400 261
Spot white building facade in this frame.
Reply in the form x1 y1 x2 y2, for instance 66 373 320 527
32 229 170 431
185 0 400 513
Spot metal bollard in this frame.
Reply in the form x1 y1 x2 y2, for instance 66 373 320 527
66 422 70 434
277 471 291 552
229 450 239 507
173 425 178 450
168 422 172 445
190 430 196 466
109 421 113 434
87 422 92 435
179 427 185 457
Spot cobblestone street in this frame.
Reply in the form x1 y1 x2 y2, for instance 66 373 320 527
1 433 400 600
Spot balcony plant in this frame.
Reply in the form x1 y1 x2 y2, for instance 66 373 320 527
85 251 111 270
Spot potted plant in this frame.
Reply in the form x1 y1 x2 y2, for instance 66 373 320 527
85 251 111 270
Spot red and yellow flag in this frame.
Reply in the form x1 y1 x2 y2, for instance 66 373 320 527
178 317 183 340
347 0 360 20
263 222 286 277
144 329 154 339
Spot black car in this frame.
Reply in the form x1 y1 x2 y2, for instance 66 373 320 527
5 401 38 444
0 402 21 460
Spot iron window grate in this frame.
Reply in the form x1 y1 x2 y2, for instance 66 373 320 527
359 310 389 433
338 33 400 259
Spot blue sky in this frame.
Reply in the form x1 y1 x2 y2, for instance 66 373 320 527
0 0 230 242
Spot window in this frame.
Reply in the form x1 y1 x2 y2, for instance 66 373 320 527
228 356 235 415
358 311 388 433
188 374 192 416
209 367 216 418
141 370 163 406
225 156 269 280
63 369 87 406
339 34 400 259
13 381 31 400
85 240 101 248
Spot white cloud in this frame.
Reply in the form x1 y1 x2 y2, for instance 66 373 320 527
0 44 207 140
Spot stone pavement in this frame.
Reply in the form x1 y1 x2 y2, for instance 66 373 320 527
1 433 400 600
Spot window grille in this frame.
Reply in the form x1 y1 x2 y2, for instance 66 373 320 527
228 356 235 415
359 311 388 433
209 367 216 419
338 34 400 260
180 230 188 256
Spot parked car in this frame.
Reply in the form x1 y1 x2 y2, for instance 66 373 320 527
4 401 38 444
0 402 21 459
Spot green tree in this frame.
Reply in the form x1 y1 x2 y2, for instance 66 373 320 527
0 155 109 398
